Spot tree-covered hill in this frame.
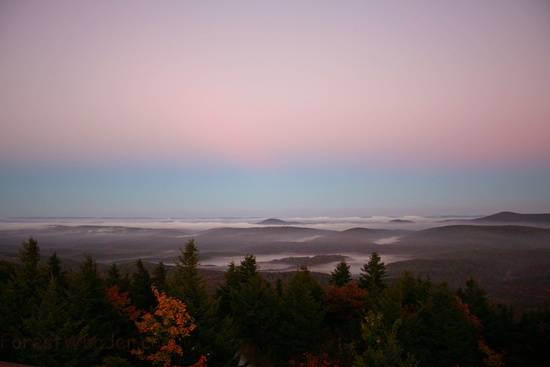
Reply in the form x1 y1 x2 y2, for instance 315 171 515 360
1 238 549 367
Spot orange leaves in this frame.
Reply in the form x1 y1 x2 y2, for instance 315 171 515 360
122 285 206 367
107 283 201 366
106 285 143 322
454 295 482 329
189 355 208 367
478 340 505 367
455 296 505 367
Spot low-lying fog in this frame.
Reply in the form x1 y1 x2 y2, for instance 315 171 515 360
0 215 475 232
197 252 408 276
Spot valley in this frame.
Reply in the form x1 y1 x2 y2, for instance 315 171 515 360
1 211 549 308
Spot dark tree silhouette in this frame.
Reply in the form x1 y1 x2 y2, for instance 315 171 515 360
329 260 352 287
359 251 387 294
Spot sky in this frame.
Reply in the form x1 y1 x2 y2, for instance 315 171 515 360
1 0 549 218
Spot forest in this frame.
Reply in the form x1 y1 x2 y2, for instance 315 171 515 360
1 237 549 367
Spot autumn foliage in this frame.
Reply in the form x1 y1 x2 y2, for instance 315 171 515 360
324 281 367 317
455 295 505 367
129 286 207 367
106 285 143 322
2 238 549 367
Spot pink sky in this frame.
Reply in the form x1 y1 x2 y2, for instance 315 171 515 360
2 1 549 168
1 1 549 217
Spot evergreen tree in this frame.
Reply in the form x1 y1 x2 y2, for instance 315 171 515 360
66 254 117 365
0 261 16 359
217 261 239 316
130 259 155 311
230 274 279 365
515 307 550 366
0 260 16 284
106 263 121 287
46 251 68 290
217 254 260 316
169 238 206 310
46 251 61 279
22 277 84 366
106 263 131 292
354 312 418 367
237 254 259 280
329 260 352 287
375 272 432 324
359 252 387 295
294 265 325 303
458 279 511 366
169 239 240 366
2 237 46 360
275 277 284 297
400 283 481 367
152 261 168 292
217 254 281 365
19 236 40 272
278 266 325 362
17 236 44 307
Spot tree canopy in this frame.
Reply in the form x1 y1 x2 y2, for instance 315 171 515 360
0 238 546 367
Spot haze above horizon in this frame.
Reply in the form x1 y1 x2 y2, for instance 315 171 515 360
1 1 549 218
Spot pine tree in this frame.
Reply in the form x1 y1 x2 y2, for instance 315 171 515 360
217 254 281 364
0 261 16 359
8 238 46 343
237 254 259 280
217 261 239 316
130 259 155 311
17 236 44 307
169 239 240 366
229 273 279 364
359 252 387 294
217 254 260 316
107 263 121 286
19 236 40 271
354 312 418 367
329 260 352 287
68 255 110 326
278 267 325 362
46 251 61 278
0 238 44 362
170 239 206 311
152 261 168 292
66 254 117 365
46 251 68 289
400 283 481 367
106 262 131 292
22 277 83 366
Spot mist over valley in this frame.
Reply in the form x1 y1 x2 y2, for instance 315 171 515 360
2 211 549 307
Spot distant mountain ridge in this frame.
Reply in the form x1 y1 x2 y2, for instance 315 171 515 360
389 219 414 223
256 218 303 226
472 211 550 225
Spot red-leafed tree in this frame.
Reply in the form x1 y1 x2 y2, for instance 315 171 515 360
106 285 142 322
324 281 367 317
455 295 504 367
324 281 367 363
